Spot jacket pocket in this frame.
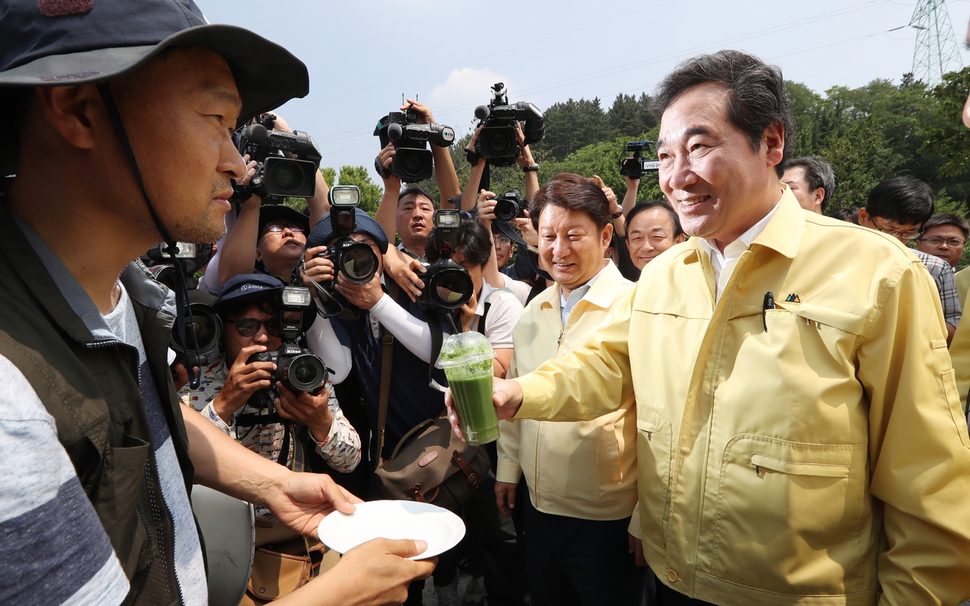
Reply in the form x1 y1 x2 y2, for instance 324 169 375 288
96 434 151 579
634 406 672 550
709 435 871 595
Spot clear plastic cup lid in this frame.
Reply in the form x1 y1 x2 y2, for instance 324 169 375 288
436 331 496 368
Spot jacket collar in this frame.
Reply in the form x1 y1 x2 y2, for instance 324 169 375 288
539 260 627 311
684 186 804 262
0 204 175 345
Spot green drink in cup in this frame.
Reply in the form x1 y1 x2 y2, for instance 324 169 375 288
437 332 499 445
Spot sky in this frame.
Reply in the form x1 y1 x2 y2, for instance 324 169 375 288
199 0 970 185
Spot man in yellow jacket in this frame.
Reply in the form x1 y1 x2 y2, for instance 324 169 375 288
454 50 970 605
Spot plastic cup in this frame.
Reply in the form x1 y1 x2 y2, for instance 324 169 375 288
437 332 499 445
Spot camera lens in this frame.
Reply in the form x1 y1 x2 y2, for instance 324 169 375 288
269 161 307 195
429 268 474 310
187 307 222 353
493 199 517 223
396 149 431 181
282 353 328 392
339 242 379 284
483 129 515 157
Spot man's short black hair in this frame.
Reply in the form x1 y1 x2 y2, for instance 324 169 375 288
781 156 836 212
398 186 436 207
830 206 860 224
921 212 970 240
653 50 793 177
866 177 934 226
626 200 684 239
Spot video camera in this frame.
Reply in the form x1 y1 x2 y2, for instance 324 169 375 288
491 190 529 223
247 286 328 410
375 106 456 182
619 141 660 180
316 186 379 285
142 241 221 371
473 83 545 167
234 114 323 203
419 210 474 311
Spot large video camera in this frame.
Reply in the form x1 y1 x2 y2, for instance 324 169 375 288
317 186 379 285
235 114 323 203
375 106 455 182
247 286 328 410
419 210 474 311
473 83 545 167
619 141 660 180
491 190 529 223
142 242 222 369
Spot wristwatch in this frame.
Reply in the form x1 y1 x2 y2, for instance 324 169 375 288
611 209 624 219
522 164 539 173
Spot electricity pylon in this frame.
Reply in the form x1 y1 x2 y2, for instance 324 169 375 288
910 0 963 85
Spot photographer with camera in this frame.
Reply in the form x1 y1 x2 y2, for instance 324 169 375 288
203 112 333 294
179 273 361 602
179 273 359 473
424 218 530 605
303 208 472 605
374 100 462 258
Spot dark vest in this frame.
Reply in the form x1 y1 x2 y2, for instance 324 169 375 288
0 205 195 604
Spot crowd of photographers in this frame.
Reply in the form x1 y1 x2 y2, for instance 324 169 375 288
147 85 668 605
148 79 970 606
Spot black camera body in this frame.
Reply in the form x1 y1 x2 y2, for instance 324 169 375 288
235 114 323 203
375 107 456 182
318 186 379 285
474 83 545 167
418 210 474 311
492 190 529 223
142 242 222 368
246 286 328 410
619 141 660 180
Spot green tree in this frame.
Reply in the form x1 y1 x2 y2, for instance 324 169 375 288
920 67 970 207
606 93 657 139
536 97 612 160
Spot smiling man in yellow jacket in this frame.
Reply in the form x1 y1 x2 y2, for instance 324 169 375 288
460 50 970 606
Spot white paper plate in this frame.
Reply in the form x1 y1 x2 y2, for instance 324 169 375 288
318 500 465 559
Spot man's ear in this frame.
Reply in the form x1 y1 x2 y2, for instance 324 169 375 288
812 187 826 210
762 122 785 169
33 84 102 151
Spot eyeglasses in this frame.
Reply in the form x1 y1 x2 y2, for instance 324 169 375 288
264 222 305 233
493 235 511 246
869 216 921 242
226 317 280 337
919 236 967 248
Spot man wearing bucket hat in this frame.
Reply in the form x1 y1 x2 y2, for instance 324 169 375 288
0 1 433 604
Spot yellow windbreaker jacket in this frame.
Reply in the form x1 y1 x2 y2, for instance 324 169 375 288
515 191 970 605
497 261 638 520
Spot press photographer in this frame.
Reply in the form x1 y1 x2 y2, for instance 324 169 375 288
203 113 333 294
374 100 464 266
302 206 461 605
179 273 360 473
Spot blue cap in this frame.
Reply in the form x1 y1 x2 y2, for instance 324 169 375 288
212 273 284 314
0 0 308 127
306 208 389 254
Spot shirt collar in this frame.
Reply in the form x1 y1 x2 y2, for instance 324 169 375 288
696 185 804 263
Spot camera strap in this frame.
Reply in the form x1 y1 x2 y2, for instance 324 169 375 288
96 83 202 389
300 252 360 321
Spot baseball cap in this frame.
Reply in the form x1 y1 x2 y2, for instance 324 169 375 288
212 273 284 314
0 0 308 127
306 208 389 254
259 205 310 237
